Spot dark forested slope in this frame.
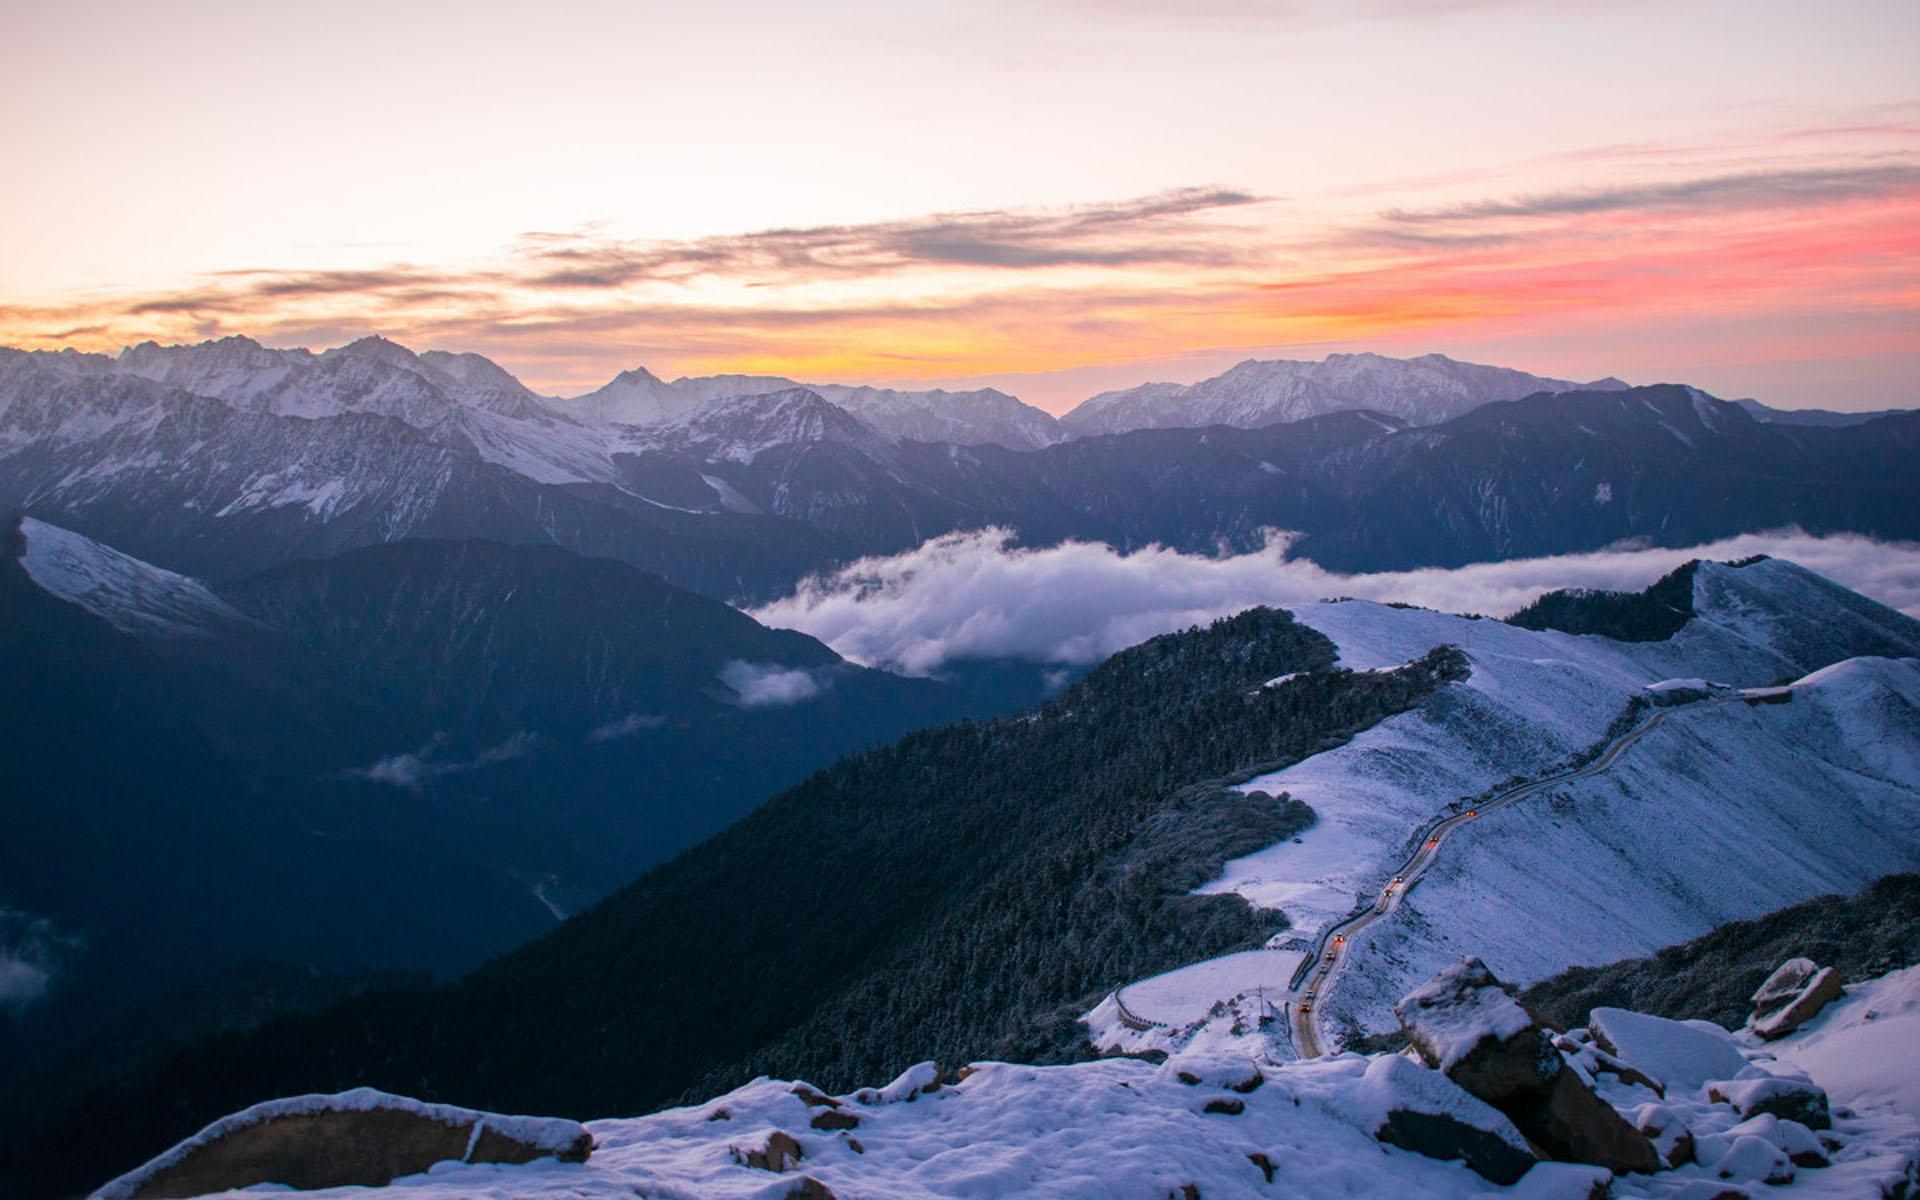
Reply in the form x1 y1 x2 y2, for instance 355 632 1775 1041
7 609 1471 1198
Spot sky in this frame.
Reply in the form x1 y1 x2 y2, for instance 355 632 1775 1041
2 0 1917 412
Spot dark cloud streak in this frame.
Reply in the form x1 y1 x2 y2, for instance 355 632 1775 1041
1384 164 1920 224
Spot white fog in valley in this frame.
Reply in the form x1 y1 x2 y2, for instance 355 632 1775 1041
750 528 1920 674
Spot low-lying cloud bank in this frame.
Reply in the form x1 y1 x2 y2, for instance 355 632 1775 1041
0 908 82 1015
719 661 823 707
749 528 1920 675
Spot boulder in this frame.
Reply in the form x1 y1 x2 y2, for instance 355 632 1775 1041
1707 1134 1795 1186
1749 959 1845 1040
1588 1008 1749 1094
1347 1050 1538 1185
1707 1075 1832 1130
91 1089 591 1200
1722 1113 1828 1168
809 1109 860 1131
737 1130 806 1173
1396 958 1661 1175
1627 1102 1695 1168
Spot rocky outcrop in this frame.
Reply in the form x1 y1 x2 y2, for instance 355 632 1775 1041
1749 958 1845 1040
91 1089 591 1200
1396 958 1662 1175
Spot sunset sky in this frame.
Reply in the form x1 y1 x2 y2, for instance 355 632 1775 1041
3 0 1917 411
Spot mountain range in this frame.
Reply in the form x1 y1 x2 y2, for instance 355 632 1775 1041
1059 351 1628 436
4 338 1916 604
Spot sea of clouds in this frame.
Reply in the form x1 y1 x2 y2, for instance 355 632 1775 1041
749 527 1920 675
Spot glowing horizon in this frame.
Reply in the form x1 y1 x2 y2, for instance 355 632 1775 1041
4 0 1917 413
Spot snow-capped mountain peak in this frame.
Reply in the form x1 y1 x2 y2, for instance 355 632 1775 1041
619 386 893 463
1061 351 1631 437
562 367 1066 449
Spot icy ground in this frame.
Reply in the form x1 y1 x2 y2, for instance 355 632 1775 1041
106 968 1920 1200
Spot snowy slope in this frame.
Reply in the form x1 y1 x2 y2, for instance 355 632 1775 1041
1770 963 1920 1118
17 517 245 636
1129 559 1920 1052
1061 351 1628 437
103 984 1920 1200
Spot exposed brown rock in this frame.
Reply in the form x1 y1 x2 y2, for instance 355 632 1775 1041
740 1130 805 1173
791 1085 842 1108
810 1110 861 1131
1396 958 1661 1175
100 1095 591 1200
1749 960 1846 1041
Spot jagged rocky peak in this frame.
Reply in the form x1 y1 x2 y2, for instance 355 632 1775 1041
325 333 421 367
115 334 311 400
643 386 893 463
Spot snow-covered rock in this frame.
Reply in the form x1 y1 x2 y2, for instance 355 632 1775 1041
1708 1075 1833 1131
1750 959 1847 1041
1396 958 1663 1174
1395 958 1537 1073
91 1088 591 1200
1589 1008 1752 1095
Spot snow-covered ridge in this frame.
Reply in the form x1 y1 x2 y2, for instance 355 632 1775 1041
17 518 245 636
1103 558 1920 1057
1061 350 1630 437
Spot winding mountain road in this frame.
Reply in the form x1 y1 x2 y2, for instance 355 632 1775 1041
1287 700 1704 1058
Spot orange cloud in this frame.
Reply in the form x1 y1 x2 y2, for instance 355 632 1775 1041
3 147 1917 406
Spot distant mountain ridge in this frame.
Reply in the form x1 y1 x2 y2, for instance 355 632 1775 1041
569 364 1065 450
7 338 1920 604
1734 397 1912 427
1060 351 1630 436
